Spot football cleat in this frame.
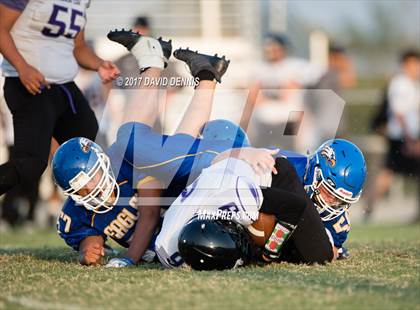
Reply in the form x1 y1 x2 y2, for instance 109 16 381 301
107 29 172 69
173 48 230 83
107 28 140 50
156 37 173 62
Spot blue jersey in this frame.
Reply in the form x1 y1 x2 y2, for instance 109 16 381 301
323 212 350 248
57 122 349 251
58 181 141 250
57 122 239 250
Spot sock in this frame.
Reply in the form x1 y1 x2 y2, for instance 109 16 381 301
131 37 165 70
196 70 215 81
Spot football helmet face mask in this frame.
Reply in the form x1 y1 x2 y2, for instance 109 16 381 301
304 139 367 221
178 218 252 270
200 119 250 147
52 138 119 213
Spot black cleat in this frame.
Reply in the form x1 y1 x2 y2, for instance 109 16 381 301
173 48 230 83
107 29 172 61
156 36 173 62
107 28 139 50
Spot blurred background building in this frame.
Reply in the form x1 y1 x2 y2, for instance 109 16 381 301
1 0 419 228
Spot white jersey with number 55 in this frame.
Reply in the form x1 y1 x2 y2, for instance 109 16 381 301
155 158 265 268
1 0 90 83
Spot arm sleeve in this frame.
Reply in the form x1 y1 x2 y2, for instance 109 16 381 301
260 187 307 226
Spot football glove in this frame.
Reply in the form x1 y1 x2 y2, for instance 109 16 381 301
141 249 156 263
106 257 135 268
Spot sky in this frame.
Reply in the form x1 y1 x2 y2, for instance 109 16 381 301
289 0 372 32
289 0 419 36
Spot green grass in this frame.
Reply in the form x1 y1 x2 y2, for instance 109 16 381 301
1 225 419 310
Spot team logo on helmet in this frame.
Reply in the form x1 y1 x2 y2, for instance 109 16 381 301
79 138 92 153
320 145 336 167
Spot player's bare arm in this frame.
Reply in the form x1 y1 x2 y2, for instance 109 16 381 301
79 235 105 266
212 147 279 175
74 30 120 83
125 178 163 264
0 4 48 94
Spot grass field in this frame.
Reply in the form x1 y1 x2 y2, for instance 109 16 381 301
1 224 419 310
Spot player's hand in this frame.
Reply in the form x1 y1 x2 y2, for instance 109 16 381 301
17 64 50 95
98 60 120 84
106 257 135 268
79 242 105 266
240 147 279 176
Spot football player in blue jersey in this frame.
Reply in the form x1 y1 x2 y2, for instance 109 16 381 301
53 30 366 268
53 30 277 267
302 139 366 259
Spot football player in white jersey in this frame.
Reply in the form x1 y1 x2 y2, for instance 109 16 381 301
0 0 120 197
154 149 315 268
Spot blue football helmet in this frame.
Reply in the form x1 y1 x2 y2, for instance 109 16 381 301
304 139 367 221
52 137 119 213
200 119 250 147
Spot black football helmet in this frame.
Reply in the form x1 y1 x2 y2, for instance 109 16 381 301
178 218 252 270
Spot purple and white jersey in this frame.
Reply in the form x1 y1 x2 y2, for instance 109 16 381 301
1 0 90 83
155 158 264 268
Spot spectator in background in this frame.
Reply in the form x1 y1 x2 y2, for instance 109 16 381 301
305 43 356 150
314 44 356 94
366 49 420 221
244 33 323 150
